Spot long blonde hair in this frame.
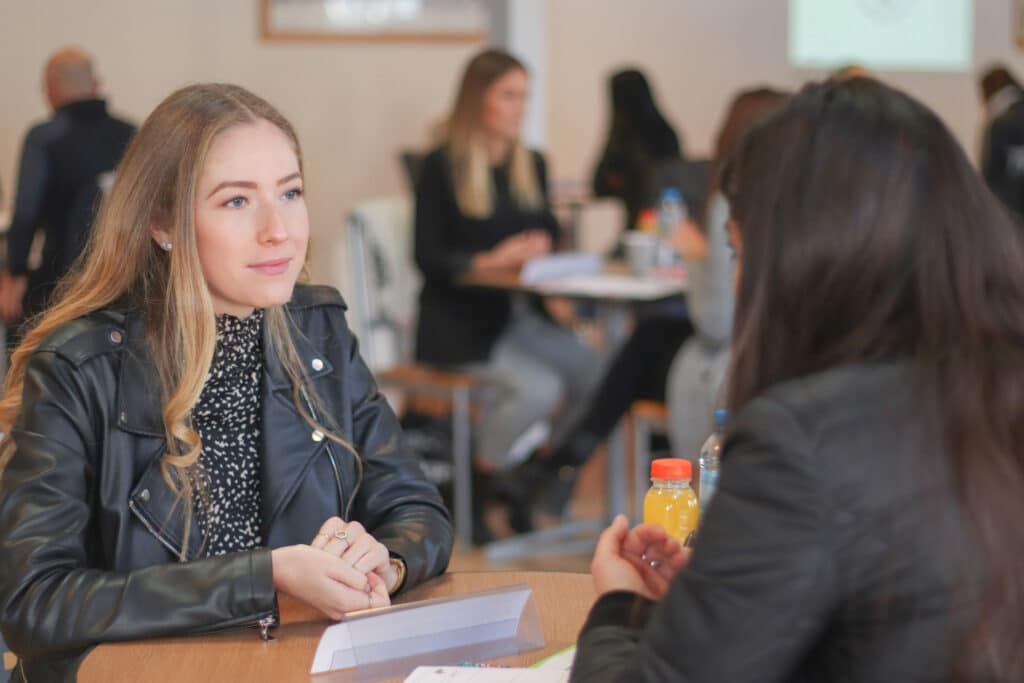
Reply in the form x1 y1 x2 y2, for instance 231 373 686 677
443 48 542 218
0 83 354 557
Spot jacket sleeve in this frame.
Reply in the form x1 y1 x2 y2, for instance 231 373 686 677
343 321 453 591
571 394 835 682
413 150 475 282
7 124 51 276
0 351 278 662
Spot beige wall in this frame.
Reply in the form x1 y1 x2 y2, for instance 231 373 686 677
0 0 479 294
545 0 1024 184
4 0 1024 294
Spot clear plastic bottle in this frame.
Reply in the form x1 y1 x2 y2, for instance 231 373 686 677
657 188 687 266
643 458 699 546
699 409 728 514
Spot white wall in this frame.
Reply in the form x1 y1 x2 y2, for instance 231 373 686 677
0 0 480 295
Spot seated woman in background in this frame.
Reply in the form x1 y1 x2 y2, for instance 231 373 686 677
414 48 598 542
574 77 1024 681
511 89 790 522
666 87 790 460
592 68 682 234
0 83 452 682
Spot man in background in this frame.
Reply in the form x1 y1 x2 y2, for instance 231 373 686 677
979 65 1024 221
0 47 135 339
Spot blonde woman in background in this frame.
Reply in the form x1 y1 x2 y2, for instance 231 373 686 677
414 48 598 543
0 83 452 682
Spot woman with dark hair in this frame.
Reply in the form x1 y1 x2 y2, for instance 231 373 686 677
592 69 682 233
573 77 1024 681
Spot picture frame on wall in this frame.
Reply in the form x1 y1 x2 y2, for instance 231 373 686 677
260 0 489 43
1016 0 1024 48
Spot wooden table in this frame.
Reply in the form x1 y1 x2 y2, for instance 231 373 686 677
78 571 595 683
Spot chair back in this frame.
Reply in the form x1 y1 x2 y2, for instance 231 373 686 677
647 158 712 219
346 196 421 371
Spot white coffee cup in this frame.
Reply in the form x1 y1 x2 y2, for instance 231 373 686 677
623 232 660 276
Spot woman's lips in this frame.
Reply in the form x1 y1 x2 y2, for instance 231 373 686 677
248 257 292 275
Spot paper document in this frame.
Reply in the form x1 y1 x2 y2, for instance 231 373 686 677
404 666 568 682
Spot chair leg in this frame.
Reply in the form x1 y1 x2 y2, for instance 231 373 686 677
451 386 473 548
632 415 652 522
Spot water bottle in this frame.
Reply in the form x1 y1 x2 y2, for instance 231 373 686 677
657 188 686 266
699 409 728 514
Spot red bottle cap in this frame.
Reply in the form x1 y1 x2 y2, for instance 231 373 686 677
650 458 692 480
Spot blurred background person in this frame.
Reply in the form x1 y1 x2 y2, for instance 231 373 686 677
666 87 790 461
592 68 683 235
979 64 1024 221
413 48 598 544
0 48 135 343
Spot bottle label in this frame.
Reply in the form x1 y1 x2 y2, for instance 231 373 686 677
699 469 719 512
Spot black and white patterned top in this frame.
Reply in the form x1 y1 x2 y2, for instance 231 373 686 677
192 309 265 557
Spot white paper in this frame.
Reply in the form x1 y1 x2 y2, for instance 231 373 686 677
519 252 602 285
531 646 575 675
404 666 568 682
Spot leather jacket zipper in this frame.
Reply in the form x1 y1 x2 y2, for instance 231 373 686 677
128 498 185 559
299 387 363 519
258 615 277 641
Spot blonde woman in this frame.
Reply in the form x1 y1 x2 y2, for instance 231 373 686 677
414 49 598 542
0 83 452 681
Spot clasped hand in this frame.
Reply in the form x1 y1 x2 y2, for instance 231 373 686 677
271 517 398 620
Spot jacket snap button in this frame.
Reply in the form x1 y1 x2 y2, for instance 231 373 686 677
312 430 324 442
311 358 324 371
110 330 123 344
120 411 127 424
139 488 151 502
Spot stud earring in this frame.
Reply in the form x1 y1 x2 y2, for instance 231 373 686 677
161 242 172 251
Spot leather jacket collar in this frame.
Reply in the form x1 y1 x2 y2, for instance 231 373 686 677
112 303 341 560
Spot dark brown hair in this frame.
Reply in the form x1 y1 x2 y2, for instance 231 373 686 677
723 77 1024 680
705 87 790 214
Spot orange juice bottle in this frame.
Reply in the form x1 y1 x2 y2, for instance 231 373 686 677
643 458 699 546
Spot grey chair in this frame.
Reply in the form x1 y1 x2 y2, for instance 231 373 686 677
647 158 712 217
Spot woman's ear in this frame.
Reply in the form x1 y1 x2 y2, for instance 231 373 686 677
150 225 173 252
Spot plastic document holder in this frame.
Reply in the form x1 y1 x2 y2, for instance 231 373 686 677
310 584 545 681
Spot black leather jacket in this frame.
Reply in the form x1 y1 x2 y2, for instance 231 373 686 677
0 285 453 682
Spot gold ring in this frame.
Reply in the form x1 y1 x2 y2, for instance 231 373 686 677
332 530 348 542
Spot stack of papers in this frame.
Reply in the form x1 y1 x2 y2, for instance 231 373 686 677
403 645 575 683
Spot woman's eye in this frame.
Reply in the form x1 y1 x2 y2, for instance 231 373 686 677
283 187 303 201
225 196 247 209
